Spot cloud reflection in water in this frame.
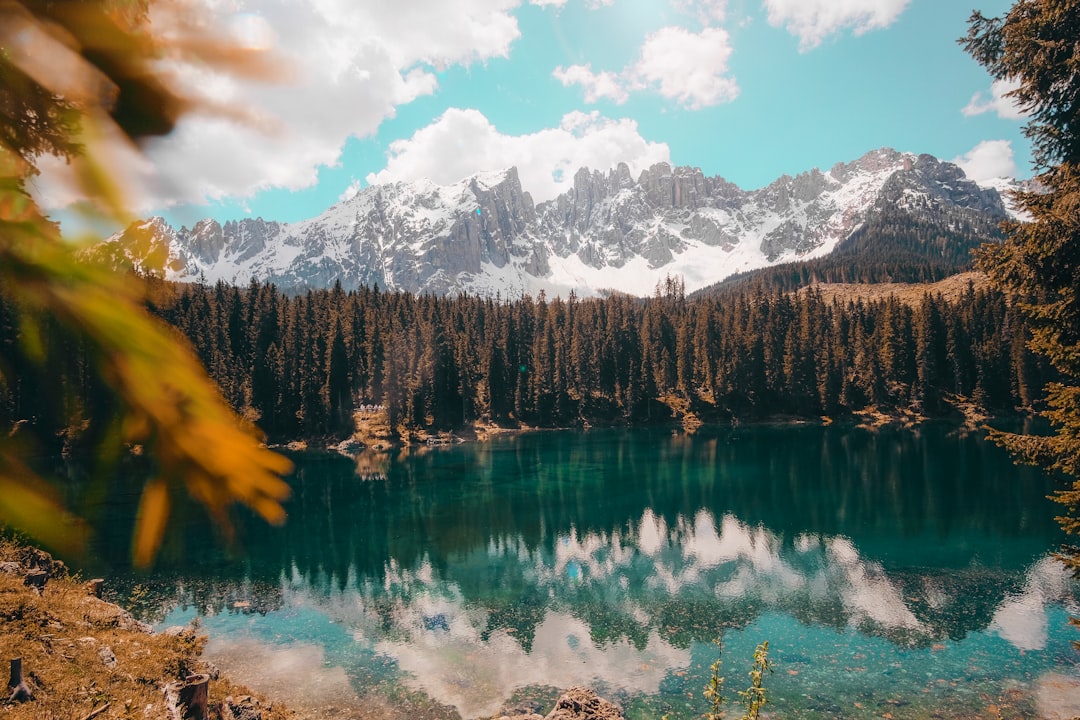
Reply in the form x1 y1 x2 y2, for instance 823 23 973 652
185 508 1077 718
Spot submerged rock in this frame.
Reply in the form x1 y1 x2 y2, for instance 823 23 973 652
221 694 263 720
544 688 625 720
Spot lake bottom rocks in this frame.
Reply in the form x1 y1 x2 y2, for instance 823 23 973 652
500 688 625 720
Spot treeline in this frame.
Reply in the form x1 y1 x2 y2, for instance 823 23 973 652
0 275 1053 445
136 277 1058 437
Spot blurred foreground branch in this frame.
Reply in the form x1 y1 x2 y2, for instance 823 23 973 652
0 0 291 565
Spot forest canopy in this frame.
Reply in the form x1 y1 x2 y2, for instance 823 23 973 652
0 276 1050 449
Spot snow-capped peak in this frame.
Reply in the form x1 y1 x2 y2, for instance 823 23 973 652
100 149 1014 297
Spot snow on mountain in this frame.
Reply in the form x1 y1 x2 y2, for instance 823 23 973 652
969 175 1034 222
98 148 1012 298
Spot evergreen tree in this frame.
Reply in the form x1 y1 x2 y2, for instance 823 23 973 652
915 295 949 413
962 0 1080 584
326 317 351 432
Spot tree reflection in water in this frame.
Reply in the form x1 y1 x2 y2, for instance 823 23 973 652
94 424 1077 719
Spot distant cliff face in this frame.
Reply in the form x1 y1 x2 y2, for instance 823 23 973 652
97 149 1014 297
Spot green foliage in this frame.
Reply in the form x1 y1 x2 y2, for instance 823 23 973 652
961 1 1080 172
703 637 725 720
961 0 1080 589
702 638 773 720
737 641 773 720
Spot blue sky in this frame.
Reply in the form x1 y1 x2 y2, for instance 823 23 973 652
38 0 1029 228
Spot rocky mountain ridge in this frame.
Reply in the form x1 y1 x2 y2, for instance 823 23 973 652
98 148 1016 297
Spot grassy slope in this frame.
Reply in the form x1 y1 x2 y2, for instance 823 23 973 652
798 271 991 307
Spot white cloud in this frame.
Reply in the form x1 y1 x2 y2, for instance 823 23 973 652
381 610 688 718
763 0 910 51
952 139 1017 182
963 77 1026 120
670 0 727 24
34 0 522 214
365 108 670 203
553 64 629 103
556 26 738 110
630 26 738 109
293 0 521 71
530 0 611 7
339 178 363 202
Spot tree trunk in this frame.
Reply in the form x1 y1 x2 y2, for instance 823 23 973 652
164 673 209 720
86 579 104 598
7 657 33 703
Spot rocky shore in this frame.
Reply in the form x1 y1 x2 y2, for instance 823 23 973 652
0 540 296 720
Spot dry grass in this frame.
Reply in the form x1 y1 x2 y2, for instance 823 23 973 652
0 539 296 720
657 394 703 432
800 271 991 307
352 410 395 450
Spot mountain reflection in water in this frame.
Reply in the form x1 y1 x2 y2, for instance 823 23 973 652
97 425 1079 719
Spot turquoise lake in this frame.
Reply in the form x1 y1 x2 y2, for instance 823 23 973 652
99 424 1080 719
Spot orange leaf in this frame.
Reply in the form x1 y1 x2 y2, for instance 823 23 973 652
133 477 170 567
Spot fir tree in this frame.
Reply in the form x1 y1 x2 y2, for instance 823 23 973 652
962 0 1080 588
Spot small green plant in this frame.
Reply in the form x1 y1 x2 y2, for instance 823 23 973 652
737 641 773 720
703 637 725 720
702 639 774 720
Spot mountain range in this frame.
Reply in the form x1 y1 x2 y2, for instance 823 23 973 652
98 148 1019 297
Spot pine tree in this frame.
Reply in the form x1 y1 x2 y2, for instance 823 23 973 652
962 1 1080 585
915 294 948 414
326 316 351 432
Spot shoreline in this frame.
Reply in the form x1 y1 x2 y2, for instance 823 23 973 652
279 397 1014 458
0 540 299 720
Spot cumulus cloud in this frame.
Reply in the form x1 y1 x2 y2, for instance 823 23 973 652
763 0 910 51
553 64 630 103
530 0 612 7
365 108 670 202
302 0 521 70
339 178 363 202
630 26 738 108
556 26 738 110
670 0 727 24
952 140 1017 182
963 77 1026 120
34 0 522 214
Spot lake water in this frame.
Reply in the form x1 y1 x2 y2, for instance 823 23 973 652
100 424 1080 719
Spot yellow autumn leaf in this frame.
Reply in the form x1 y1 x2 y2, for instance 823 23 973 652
132 477 171 568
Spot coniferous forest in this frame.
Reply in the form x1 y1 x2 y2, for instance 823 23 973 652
0 272 1054 448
